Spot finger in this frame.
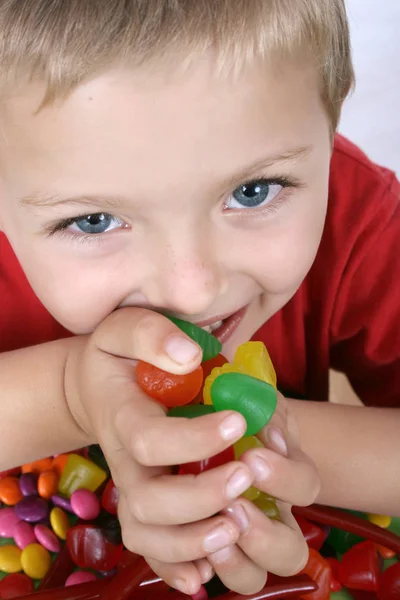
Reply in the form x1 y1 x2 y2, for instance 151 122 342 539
92 307 203 373
118 493 242 563
116 401 247 466
208 544 267 595
145 557 203 596
194 558 215 584
223 500 309 577
240 446 320 506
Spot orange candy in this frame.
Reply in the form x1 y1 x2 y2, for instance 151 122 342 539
136 362 203 408
38 470 59 500
21 458 53 475
0 477 23 506
376 544 396 559
52 455 69 478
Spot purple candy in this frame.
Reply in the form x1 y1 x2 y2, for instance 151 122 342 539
51 494 73 513
0 507 20 537
14 495 49 523
19 473 38 497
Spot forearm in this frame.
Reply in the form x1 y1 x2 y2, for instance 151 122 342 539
290 399 400 516
0 337 95 470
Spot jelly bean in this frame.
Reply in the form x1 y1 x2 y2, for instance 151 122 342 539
167 404 215 418
101 480 119 516
338 541 379 591
21 543 51 580
136 361 203 408
50 507 70 540
34 524 61 553
234 341 277 388
254 493 280 520
51 455 70 478
211 373 277 436
51 495 73 513
58 454 107 497
71 489 101 521
19 474 38 497
65 570 98 586
14 496 49 523
66 525 123 571
0 509 20 538
0 546 22 573
38 470 59 500
179 446 235 476
0 478 23 506
0 572 34 598
378 561 400 600
203 363 247 405
21 458 53 475
201 354 228 380
233 435 264 459
168 317 222 361
367 513 391 529
13 521 36 550
300 548 332 600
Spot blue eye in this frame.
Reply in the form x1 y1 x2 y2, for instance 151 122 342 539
70 213 123 234
227 180 283 210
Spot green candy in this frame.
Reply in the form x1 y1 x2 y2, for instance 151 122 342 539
168 317 222 362
329 590 354 600
210 372 277 436
326 527 363 555
168 404 216 418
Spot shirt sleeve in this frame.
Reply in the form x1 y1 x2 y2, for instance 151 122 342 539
330 172 400 407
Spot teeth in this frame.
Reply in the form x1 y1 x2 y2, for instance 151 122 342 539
201 320 223 333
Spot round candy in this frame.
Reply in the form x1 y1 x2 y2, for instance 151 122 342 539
367 513 391 529
0 572 34 598
50 507 70 540
38 470 59 500
21 458 53 475
65 570 97 586
0 545 22 573
34 524 61 553
168 317 222 361
0 477 23 506
14 496 49 523
210 372 277 436
13 521 36 550
51 494 73 513
0 509 20 538
21 543 51 580
136 361 203 407
51 454 69 478
19 474 38 497
71 489 101 521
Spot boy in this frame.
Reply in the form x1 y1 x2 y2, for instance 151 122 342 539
0 0 399 595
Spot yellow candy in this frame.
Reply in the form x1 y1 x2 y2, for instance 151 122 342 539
203 363 247 405
0 545 22 573
59 453 107 497
254 493 281 520
21 543 51 580
242 486 261 501
367 513 391 528
234 342 277 389
50 507 70 540
234 435 263 459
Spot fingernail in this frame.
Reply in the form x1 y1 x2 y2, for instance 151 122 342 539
203 525 235 553
173 578 189 594
220 413 246 441
248 455 271 481
198 562 214 584
165 335 200 364
210 546 233 563
267 428 288 456
224 504 250 533
226 468 253 500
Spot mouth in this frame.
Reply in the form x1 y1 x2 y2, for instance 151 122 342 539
196 306 248 343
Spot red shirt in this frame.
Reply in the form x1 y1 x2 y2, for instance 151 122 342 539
1 136 399 407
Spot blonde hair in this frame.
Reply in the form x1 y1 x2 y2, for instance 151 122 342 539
0 0 354 130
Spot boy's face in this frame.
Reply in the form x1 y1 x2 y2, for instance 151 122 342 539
0 57 331 358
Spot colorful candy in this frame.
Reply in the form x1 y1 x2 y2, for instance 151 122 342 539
135 361 203 407
50 507 70 540
168 316 222 361
0 508 20 538
14 496 49 523
19 474 38 497
70 489 101 521
34 524 61 553
13 522 36 550
0 545 22 573
234 341 277 388
20 543 51 579
58 454 107 497
38 470 59 500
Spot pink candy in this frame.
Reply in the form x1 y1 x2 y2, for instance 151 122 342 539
34 524 61 553
70 489 100 521
13 521 36 549
65 570 97 586
0 508 20 538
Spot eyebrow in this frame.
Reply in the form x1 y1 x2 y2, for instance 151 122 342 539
19 145 312 209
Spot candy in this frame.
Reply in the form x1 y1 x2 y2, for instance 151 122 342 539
179 446 235 476
210 373 277 436
66 525 123 571
0 478 23 506
241 486 260 502
51 495 73 513
20 544 51 580
51 455 70 478
135 361 203 407
233 435 264 459
234 341 277 388
38 470 59 500
70 489 101 521
34 524 61 553
376 544 396 559
295 516 325 552
203 363 246 405
338 541 380 592
58 454 107 497
201 354 228 380
100 516 122 545
101 480 119 516
14 497 49 523
21 459 53 475
0 572 34 598
253 493 280 520
168 317 222 361
50 507 70 540
367 513 391 528
65 570 97 586
13 522 36 550
300 548 332 600
0 546 22 573
19 474 38 497
0 509 20 538
378 561 400 600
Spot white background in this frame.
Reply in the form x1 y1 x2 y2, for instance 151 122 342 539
339 0 400 174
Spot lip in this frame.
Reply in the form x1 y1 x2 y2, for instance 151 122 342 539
208 305 248 343
192 308 246 328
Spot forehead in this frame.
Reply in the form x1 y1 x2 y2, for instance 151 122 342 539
0 59 325 198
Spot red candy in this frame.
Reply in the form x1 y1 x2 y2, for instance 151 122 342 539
300 548 332 600
179 446 235 475
338 541 380 592
66 525 123 571
0 573 34 598
378 561 400 600
295 516 326 552
135 361 203 407
101 480 119 516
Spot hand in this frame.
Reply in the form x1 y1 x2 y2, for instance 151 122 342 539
64 308 254 596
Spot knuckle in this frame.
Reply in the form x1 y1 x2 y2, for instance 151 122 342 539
127 493 149 524
130 430 154 466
